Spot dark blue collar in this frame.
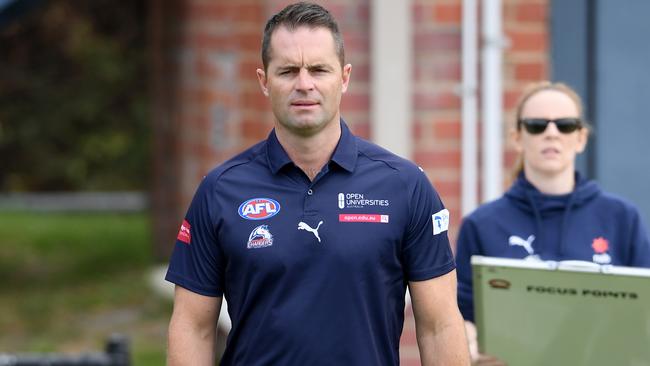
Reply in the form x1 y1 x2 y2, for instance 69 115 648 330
266 119 358 174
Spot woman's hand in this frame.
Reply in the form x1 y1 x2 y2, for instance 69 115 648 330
464 321 508 366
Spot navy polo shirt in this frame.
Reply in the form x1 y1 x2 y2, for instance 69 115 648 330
166 120 455 365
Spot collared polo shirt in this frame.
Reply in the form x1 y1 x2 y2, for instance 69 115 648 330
166 120 455 365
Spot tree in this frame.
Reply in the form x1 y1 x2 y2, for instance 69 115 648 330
0 0 149 191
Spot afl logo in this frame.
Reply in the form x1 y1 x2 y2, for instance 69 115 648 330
238 198 281 220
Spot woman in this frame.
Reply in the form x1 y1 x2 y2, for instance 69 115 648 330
455 81 650 363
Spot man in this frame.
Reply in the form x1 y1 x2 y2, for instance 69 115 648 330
166 2 470 365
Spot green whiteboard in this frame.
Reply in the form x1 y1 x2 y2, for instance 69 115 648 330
472 256 650 366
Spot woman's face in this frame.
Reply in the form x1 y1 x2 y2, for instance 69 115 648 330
513 89 588 178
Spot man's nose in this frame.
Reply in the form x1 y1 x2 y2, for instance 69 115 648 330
295 68 314 91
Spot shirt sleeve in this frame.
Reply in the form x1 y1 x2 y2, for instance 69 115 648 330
455 216 480 322
401 169 456 281
165 176 225 297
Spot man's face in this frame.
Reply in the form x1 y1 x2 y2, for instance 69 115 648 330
257 26 351 136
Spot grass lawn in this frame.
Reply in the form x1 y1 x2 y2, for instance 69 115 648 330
0 211 172 365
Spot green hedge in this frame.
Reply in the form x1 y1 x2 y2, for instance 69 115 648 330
0 211 151 287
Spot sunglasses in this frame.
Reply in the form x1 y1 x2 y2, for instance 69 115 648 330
518 118 583 134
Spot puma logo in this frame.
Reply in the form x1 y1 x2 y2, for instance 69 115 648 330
298 221 323 243
509 235 536 256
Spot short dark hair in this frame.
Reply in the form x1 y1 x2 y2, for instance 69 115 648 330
261 2 345 71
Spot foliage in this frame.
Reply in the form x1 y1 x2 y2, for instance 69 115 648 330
0 211 151 286
0 211 168 365
0 0 149 191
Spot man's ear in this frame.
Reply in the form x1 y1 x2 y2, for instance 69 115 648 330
256 68 269 96
341 63 352 93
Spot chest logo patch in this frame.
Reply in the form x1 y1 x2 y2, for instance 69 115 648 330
339 214 389 223
337 192 389 209
592 236 611 264
238 198 280 220
247 225 274 249
298 221 323 243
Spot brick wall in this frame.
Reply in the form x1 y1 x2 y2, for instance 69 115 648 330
402 1 549 363
503 0 550 176
151 0 549 364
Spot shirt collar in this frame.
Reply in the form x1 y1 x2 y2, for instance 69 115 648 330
266 119 358 174
330 120 357 172
266 129 293 174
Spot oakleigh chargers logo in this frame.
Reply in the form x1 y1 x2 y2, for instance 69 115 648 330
247 225 273 249
238 198 281 220
337 192 389 209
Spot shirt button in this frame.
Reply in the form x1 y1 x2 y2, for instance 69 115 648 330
307 189 313 195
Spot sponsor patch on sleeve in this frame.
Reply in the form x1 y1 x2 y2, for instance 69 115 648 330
432 209 449 235
177 219 191 244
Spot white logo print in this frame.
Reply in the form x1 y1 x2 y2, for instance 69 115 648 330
508 235 540 260
180 223 190 235
298 221 323 242
337 192 389 209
